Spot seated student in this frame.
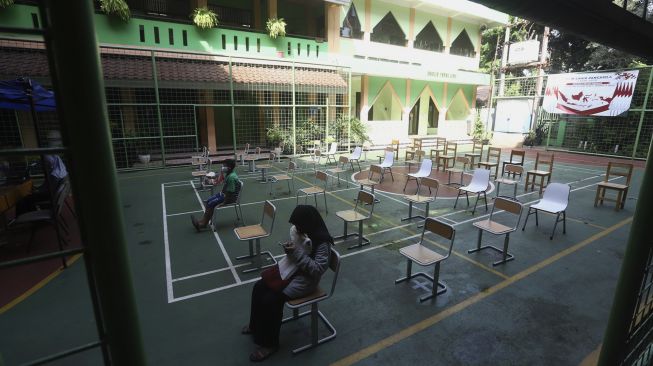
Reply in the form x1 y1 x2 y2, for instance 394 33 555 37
16 131 69 215
190 159 238 231
242 205 333 362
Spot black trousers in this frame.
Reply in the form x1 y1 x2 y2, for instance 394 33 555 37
249 279 290 348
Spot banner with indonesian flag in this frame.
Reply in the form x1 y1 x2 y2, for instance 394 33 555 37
543 70 639 116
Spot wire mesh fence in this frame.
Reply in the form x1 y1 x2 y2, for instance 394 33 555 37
491 66 653 159
0 39 352 170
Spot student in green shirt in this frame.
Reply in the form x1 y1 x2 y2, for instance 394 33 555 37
191 159 239 231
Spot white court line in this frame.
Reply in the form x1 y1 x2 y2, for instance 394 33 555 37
167 209 204 217
170 277 260 303
161 184 175 303
173 221 417 284
162 166 612 302
191 180 242 284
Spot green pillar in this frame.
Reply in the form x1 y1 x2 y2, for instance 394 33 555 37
43 0 146 364
598 124 653 364
632 66 653 159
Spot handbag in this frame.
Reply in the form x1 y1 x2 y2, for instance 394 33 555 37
261 265 292 292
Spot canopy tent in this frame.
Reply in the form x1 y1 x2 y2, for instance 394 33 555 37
0 78 56 112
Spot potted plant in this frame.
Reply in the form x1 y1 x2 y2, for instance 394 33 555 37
523 130 536 148
192 7 219 29
471 116 491 144
100 0 131 22
266 17 287 39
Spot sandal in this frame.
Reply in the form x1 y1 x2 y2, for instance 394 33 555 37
249 347 278 362
241 325 252 335
190 215 200 232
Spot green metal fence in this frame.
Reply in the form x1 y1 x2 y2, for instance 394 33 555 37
490 66 653 159
0 40 351 170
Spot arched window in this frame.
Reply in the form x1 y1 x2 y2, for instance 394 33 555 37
414 21 444 53
341 4 363 39
370 12 406 47
450 29 476 57
428 98 439 128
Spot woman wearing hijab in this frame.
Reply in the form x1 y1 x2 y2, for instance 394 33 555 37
243 205 333 362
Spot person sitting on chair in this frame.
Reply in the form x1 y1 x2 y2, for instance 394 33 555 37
190 159 238 231
16 130 68 215
242 205 333 362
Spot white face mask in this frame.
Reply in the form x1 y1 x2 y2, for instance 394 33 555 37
221 166 229 173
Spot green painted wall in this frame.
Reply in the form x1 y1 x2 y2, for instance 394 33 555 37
0 4 40 29
367 76 405 106
1 4 327 61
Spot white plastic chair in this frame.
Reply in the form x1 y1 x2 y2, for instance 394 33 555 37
403 158 432 193
522 182 570 240
377 150 395 182
454 168 491 214
349 146 362 172
324 142 338 165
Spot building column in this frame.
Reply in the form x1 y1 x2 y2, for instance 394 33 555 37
404 79 412 133
445 17 452 54
326 3 341 52
191 0 207 9
407 8 416 48
363 0 371 42
253 0 262 30
475 27 482 64
360 75 369 122
268 0 277 18
199 90 217 152
121 88 136 135
439 82 448 128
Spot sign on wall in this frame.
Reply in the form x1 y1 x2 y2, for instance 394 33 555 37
508 40 540 65
543 70 640 116
494 98 533 133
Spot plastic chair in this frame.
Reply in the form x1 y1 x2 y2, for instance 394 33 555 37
402 177 439 223
349 146 362 172
244 147 262 172
522 182 570 240
191 156 211 190
268 161 296 196
468 197 524 266
297 170 329 213
234 200 276 273
594 162 634 211
210 179 244 230
377 150 395 182
525 152 554 196
405 150 426 173
282 247 340 354
495 164 523 199
404 158 432 193
334 190 375 249
395 217 456 302
324 142 338 165
454 168 490 214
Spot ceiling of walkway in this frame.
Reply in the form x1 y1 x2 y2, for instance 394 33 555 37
471 0 653 58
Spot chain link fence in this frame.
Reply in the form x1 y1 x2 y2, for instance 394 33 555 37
490 66 653 159
0 39 351 170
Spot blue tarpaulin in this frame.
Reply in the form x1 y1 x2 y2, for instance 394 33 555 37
0 78 56 112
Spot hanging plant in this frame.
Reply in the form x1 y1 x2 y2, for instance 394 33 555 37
100 0 131 22
266 17 287 39
192 7 218 29
0 0 14 9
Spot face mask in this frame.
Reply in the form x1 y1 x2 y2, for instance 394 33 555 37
221 166 229 173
